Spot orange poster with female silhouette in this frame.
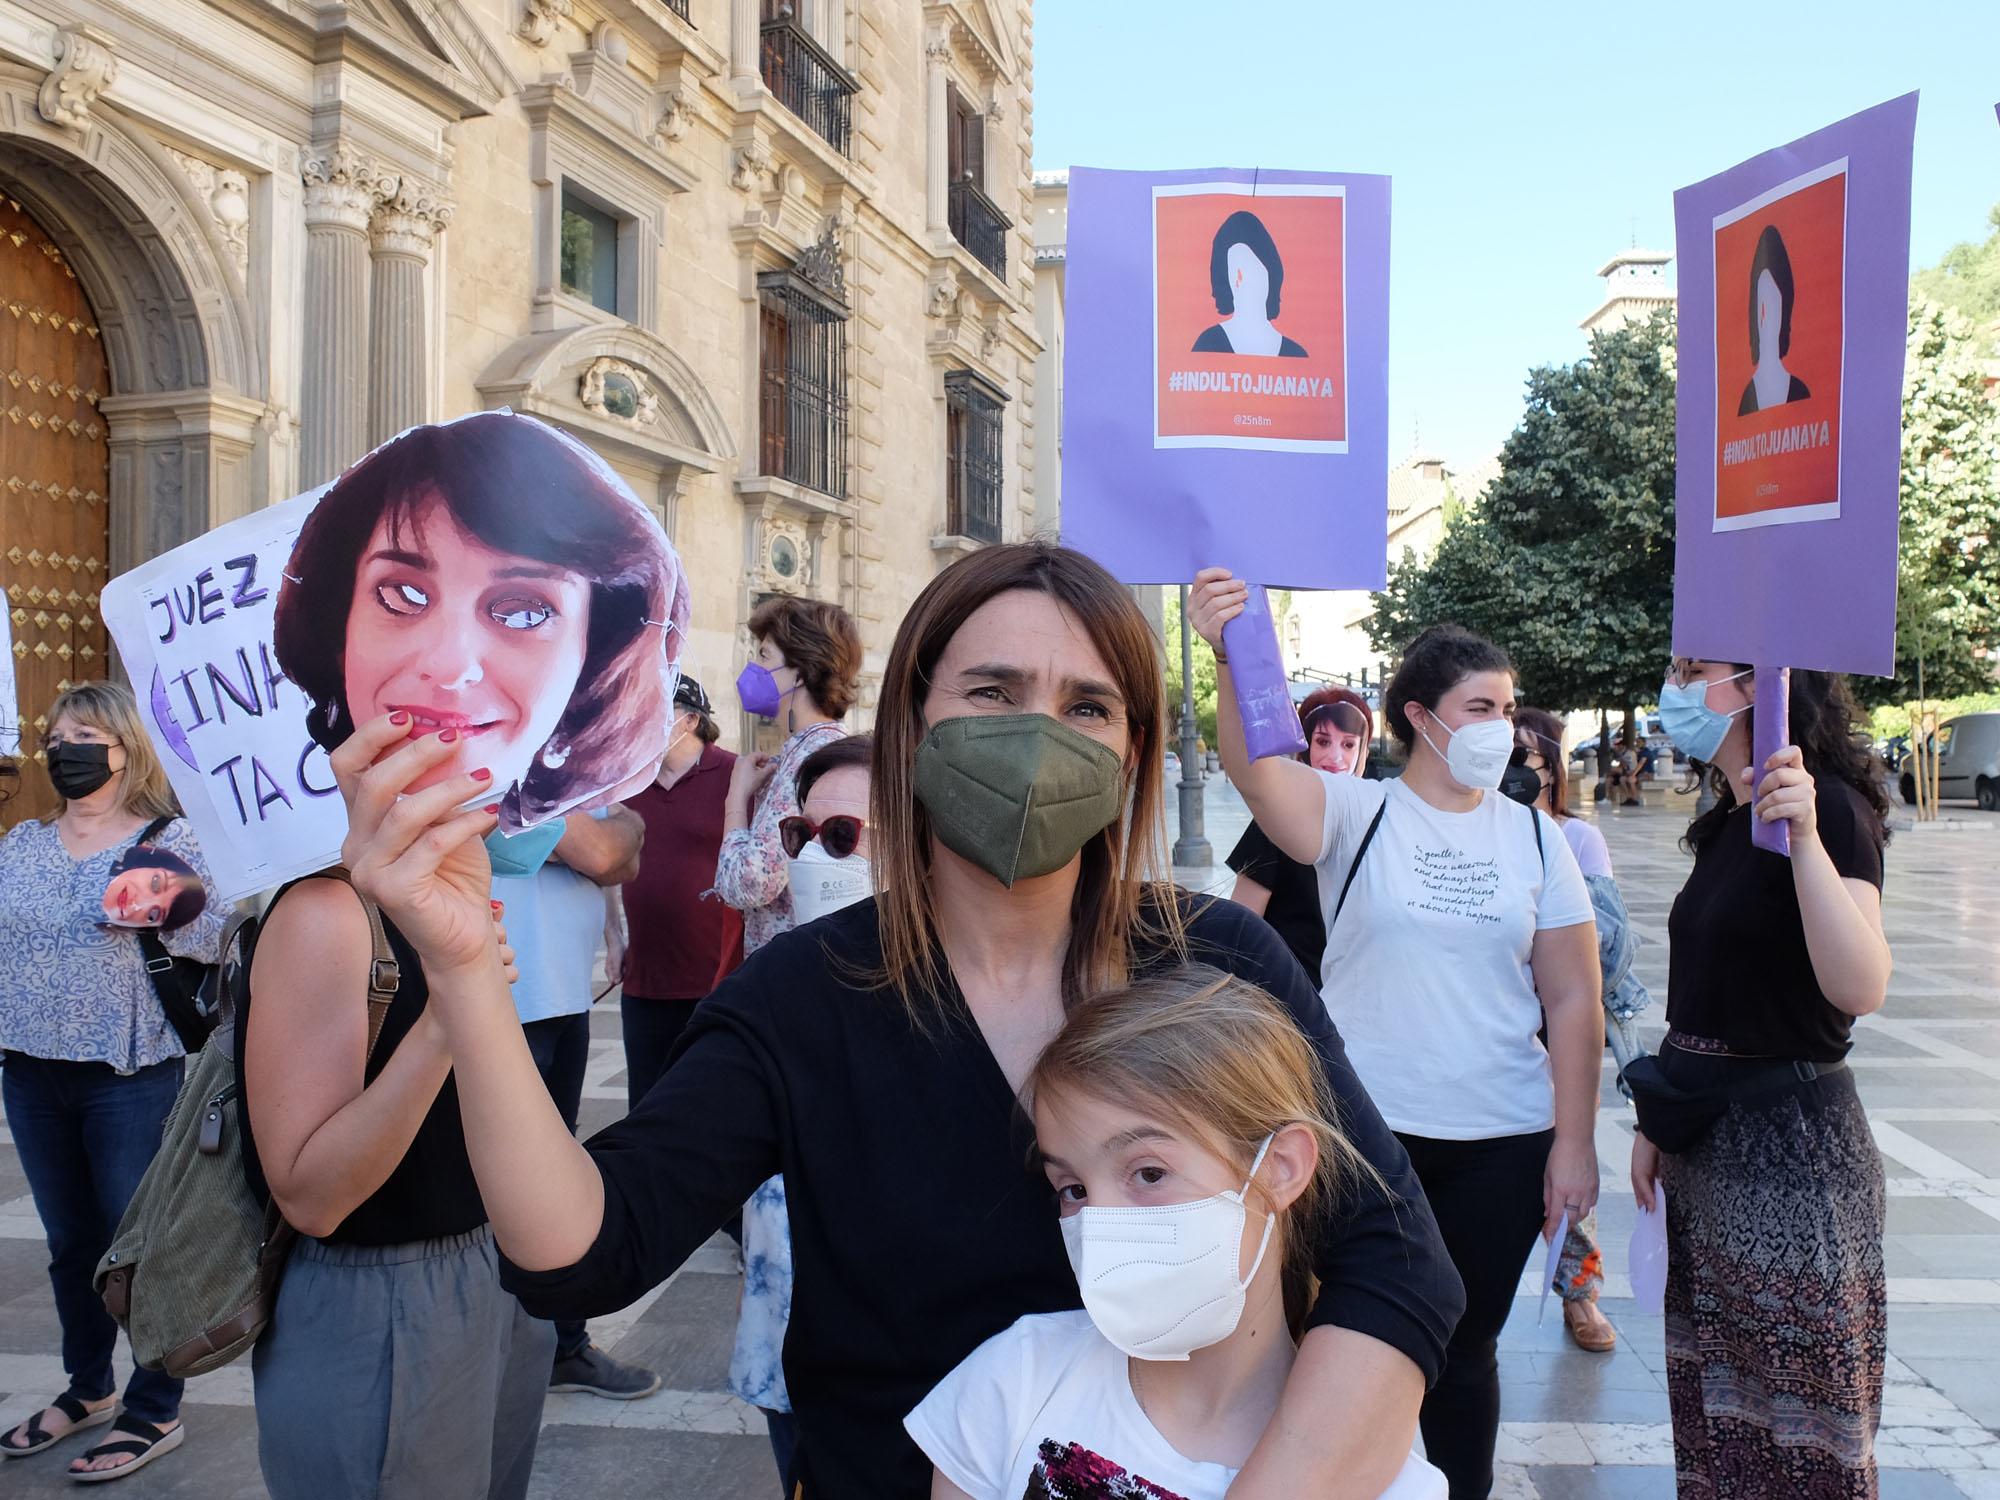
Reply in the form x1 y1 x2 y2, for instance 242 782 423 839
1152 184 1347 451
1712 162 1847 530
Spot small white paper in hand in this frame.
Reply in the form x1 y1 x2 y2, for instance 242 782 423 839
1537 1210 1569 1327
1630 1182 1669 1315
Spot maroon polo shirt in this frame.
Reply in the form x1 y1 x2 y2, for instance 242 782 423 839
621 742 736 1001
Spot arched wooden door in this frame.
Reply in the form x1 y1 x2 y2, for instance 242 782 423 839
0 193 111 828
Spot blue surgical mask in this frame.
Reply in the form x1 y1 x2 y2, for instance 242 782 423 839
485 816 567 879
1658 670 1751 765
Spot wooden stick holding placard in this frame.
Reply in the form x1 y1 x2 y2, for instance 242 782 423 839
1221 585 1306 762
1750 666 1791 858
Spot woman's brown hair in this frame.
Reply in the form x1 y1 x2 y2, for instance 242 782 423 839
1297 685 1372 764
871 541 1179 1019
1513 706 1569 819
47 680 179 822
1028 965 1377 1340
747 596 863 721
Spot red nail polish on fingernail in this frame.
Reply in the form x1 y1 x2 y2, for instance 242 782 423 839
471 766 492 781
438 727 458 744
484 804 501 815
388 710 410 726
490 900 503 912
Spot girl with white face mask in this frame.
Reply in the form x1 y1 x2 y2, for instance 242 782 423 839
1191 570 1603 1500
906 967 1444 1500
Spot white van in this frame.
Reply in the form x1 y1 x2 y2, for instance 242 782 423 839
1899 712 2000 811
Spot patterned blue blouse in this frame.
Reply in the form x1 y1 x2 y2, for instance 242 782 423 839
0 817 227 1072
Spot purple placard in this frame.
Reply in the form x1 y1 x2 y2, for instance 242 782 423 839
1671 94 1916 677
1060 166 1391 589
1751 669 1792 856
1223 586 1307 761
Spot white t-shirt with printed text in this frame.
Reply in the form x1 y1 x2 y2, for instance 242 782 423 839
906 1310 1446 1500
1313 773 1593 1140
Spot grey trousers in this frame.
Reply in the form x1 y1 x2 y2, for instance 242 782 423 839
252 1225 556 1500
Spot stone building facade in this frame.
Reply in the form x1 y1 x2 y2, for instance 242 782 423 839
0 0 1042 818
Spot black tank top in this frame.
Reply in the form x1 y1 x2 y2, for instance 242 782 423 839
236 880 486 1245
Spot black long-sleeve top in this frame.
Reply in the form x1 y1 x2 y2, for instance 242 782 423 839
502 892 1463 1498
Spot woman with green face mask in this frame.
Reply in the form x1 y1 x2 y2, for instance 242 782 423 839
316 541 1460 1500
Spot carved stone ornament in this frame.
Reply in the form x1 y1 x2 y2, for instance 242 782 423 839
37 25 119 131
578 357 661 426
656 87 699 143
164 148 250 277
518 0 574 47
923 22 953 64
762 518 812 594
793 222 845 302
730 142 772 194
302 147 397 233
370 177 455 257
981 314 1003 356
926 278 961 320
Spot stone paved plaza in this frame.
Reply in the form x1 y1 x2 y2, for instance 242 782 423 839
2 780 1997 1498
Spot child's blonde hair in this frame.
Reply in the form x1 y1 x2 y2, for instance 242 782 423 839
1027 964 1377 1338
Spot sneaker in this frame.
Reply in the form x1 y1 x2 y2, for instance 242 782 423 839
549 1343 662 1400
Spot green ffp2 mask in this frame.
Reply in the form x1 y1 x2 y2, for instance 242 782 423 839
912 713 1128 888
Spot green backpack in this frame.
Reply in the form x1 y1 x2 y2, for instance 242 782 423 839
96 871 401 1378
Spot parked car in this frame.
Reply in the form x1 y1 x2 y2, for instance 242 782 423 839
1899 712 2000 811
1163 750 1182 783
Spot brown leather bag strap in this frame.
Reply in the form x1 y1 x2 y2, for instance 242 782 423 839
309 866 403 1065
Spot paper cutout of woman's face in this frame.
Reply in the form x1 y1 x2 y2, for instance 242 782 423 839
341 495 593 797
101 846 206 930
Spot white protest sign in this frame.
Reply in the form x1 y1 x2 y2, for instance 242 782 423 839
101 487 342 902
0 603 18 756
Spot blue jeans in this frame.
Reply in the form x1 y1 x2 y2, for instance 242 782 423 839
2 1052 184 1424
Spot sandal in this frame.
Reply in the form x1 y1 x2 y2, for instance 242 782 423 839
1563 1296 1618 1353
1 1393 114 1458
67 1416 184 1483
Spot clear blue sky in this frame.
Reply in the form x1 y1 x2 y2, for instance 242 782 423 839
1033 0 2000 474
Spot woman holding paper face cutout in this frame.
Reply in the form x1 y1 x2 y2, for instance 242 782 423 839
1635 661 1891 1499
99 845 206 930
1737 225 1812 417
0 681 224 1480
274 411 687 830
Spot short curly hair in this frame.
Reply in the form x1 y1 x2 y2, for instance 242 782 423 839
747 596 863 720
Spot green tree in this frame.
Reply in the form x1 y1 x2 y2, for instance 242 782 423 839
1859 300 2000 704
1911 204 2000 349
1163 589 1218 747
1368 313 1678 716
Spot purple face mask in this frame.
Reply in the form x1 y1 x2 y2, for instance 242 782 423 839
736 662 786 719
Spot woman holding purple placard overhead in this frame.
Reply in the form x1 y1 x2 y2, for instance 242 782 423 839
1634 660 1891 1499
1192 568 1602 1500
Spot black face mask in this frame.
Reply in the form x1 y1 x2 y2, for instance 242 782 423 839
46 742 116 801
1500 749 1542 808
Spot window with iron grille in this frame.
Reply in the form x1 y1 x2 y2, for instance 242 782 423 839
758 258 849 499
945 371 1006 543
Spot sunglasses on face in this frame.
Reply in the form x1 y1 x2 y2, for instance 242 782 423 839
779 814 866 860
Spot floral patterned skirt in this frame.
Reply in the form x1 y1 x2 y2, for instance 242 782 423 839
1659 1067 1885 1499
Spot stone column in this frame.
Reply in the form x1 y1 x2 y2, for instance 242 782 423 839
299 148 387 487
731 0 759 84
924 25 951 237
367 181 452 447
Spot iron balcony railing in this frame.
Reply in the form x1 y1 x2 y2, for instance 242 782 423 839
948 177 1010 279
760 15 858 157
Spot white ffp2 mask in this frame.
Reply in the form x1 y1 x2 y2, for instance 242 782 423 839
1059 1135 1276 1361
786 842 872 926
1419 712 1516 793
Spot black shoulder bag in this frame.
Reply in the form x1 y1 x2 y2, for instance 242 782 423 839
130 816 221 1052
